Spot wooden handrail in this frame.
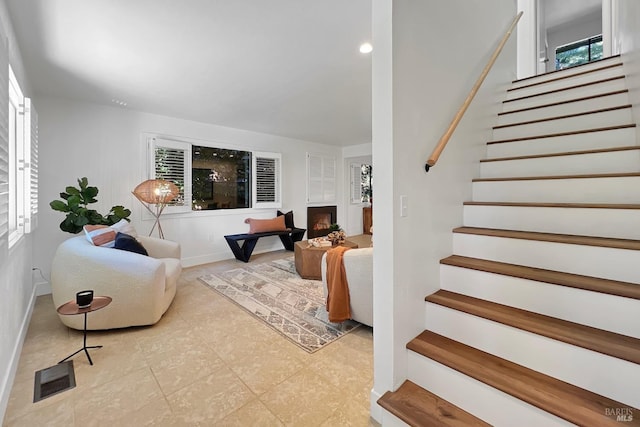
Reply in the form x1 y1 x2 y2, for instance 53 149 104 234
425 11 523 172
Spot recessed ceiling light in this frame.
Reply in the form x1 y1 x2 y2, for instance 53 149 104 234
359 43 373 54
111 98 128 107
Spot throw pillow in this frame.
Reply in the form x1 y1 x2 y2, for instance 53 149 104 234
111 218 138 237
244 216 287 233
114 232 148 256
277 210 295 229
83 225 117 247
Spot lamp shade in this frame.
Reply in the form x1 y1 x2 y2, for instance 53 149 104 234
133 179 179 205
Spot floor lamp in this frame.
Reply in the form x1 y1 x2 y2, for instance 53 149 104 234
132 179 179 239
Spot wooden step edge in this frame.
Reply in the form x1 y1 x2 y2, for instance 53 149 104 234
511 55 621 84
441 254 640 300
507 62 623 92
480 146 640 163
473 171 640 182
503 76 625 104
452 226 640 251
425 289 640 364
492 104 631 130
377 380 491 427
487 124 636 145
407 330 639 427
498 89 629 116
463 201 640 210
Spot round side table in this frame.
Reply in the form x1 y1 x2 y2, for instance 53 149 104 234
57 296 112 366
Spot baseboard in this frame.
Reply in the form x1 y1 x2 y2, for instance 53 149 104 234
181 246 289 267
0 283 37 422
34 280 50 296
370 388 384 424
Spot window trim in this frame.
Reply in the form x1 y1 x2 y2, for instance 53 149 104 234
8 66 25 247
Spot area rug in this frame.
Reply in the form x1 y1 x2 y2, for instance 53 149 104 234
198 256 360 353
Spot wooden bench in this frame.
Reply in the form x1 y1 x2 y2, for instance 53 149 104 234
224 228 306 262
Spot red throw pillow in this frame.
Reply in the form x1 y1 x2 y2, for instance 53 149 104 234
244 216 287 233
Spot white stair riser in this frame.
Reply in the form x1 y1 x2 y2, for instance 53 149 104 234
486 127 637 158
510 58 623 89
502 78 626 112
492 108 633 141
452 232 640 283
407 352 574 427
423 304 640 408
480 150 640 178
440 264 640 338
496 92 630 126
472 176 640 204
506 66 624 100
380 411 409 427
463 205 640 240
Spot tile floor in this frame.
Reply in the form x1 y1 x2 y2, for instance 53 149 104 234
3 249 377 426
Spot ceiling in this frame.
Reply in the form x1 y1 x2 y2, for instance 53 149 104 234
544 0 602 31
5 0 372 146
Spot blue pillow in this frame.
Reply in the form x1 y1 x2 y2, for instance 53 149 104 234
114 232 148 256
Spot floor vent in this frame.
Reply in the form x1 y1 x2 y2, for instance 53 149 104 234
33 361 76 403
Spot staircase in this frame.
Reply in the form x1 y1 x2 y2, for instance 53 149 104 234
378 55 640 426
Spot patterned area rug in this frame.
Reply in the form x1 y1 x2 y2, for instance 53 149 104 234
198 256 360 353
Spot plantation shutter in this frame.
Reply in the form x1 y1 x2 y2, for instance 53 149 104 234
350 163 363 203
252 151 281 208
149 137 191 213
306 153 336 203
23 98 37 233
0 30 9 250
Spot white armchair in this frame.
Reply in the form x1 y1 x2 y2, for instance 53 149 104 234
321 247 373 327
51 235 181 330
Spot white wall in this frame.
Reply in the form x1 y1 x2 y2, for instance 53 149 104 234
0 0 36 420
371 0 517 421
546 11 602 72
34 97 345 276
618 0 640 137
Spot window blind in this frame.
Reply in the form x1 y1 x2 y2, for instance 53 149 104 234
0 32 9 248
24 98 37 233
253 152 281 208
150 137 191 213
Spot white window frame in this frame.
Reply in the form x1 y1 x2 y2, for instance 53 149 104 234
148 137 192 214
8 66 25 247
252 151 282 209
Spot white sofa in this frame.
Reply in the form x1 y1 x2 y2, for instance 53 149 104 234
321 247 373 327
51 235 181 330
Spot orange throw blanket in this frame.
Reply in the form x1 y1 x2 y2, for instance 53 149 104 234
325 246 352 323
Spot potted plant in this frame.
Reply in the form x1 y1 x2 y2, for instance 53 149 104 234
50 177 131 234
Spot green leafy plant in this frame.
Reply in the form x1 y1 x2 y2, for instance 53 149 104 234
49 177 131 234
329 223 342 232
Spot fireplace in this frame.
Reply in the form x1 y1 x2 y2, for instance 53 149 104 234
307 206 337 238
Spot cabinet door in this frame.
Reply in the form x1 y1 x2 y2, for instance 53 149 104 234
363 207 372 234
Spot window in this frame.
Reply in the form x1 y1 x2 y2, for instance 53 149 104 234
150 136 280 211
555 35 603 70
8 66 25 246
350 163 372 204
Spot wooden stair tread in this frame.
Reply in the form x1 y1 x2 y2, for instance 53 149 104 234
508 62 623 92
473 172 640 182
511 55 621 84
504 76 625 104
493 104 631 130
377 380 490 427
441 254 640 300
480 146 640 163
498 89 629 116
453 226 640 251
463 201 640 209
407 330 640 426
487 124 636 144
426 290 640 363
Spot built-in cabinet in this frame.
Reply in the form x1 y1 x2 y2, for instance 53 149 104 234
363 206 372 234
